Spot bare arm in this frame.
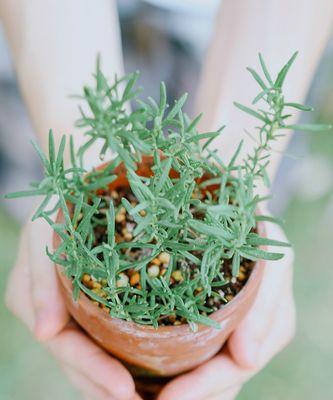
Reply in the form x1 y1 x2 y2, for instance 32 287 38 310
1 4 142 399
0 0 124 157
196 0 333 193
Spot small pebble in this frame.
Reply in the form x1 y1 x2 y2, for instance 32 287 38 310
238 271 246 281
116 213 125 223
172 270 183 282
116 273 129 288
124 232 133 241
158 252 170 264
82 274 91 284
92 288 107 298
207 298 215 307
111 190 119 199
148 265 160 278
121 228 133 241
130 272 140 286
92 281 102 290
168 314 176 323
126 222 135 233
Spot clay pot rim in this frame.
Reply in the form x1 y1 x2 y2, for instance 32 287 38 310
55 158 266 335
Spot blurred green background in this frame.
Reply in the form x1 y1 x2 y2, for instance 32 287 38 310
1 2 333 400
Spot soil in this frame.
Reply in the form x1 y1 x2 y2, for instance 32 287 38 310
79 183 255 327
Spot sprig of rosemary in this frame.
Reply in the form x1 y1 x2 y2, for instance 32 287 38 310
6 53 331 329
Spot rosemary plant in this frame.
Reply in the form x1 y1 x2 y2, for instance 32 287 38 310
7 53 330 330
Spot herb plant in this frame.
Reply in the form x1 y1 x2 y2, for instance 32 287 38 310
7 53 330 330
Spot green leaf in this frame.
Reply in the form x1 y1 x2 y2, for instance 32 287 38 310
284 102 313 112
164 93 188 123
70 135 77 168
255 215 283 225
121 71 140 102
133 214 154 236
284 123 332 132
187 131 220 144
233 102 268 123
32 193 53 221
159 82 167 116
232 252 240 277
48 129 56 169
258 53 273 85
246 233 291 247
5 188 46 198
275 51 298 88
186 113 202 132
129 201 150 216
72 193 84 226
31 140 50 172
155 157 172 194
188 219 233 241
206 204 235 217
107 201 116 249
246 67 267 90
84 175 117 191
55 135 66 171
239 246 284 261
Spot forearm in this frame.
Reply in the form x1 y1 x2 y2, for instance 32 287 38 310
196 0 333 192
0 0 123 157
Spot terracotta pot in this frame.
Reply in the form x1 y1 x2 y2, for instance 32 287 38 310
54 156 265 384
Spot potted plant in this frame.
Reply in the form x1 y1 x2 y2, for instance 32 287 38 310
6 53 329 395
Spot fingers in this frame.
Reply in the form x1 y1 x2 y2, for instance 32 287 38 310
6 218 136 400
65 366 144 400
63 365 116 400
159 223 295 400
5 225 35 331
47 324 136 400
157 354 252 400
5 217 69 341
228 223 295 369
27 217 69 341
206 385 242 400
256 282 296 367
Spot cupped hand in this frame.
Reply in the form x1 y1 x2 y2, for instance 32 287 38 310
157 222 296 400
5 215 140 400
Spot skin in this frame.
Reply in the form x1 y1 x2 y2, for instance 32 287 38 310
1 0 332 399
5 216 294 400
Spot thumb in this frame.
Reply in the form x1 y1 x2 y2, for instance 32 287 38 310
27 217 69 341
228 224 294 369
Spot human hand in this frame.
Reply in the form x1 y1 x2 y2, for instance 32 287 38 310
157 222 296 400
5 215 141 400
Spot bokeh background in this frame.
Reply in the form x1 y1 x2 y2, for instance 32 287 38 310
1 1 333 399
